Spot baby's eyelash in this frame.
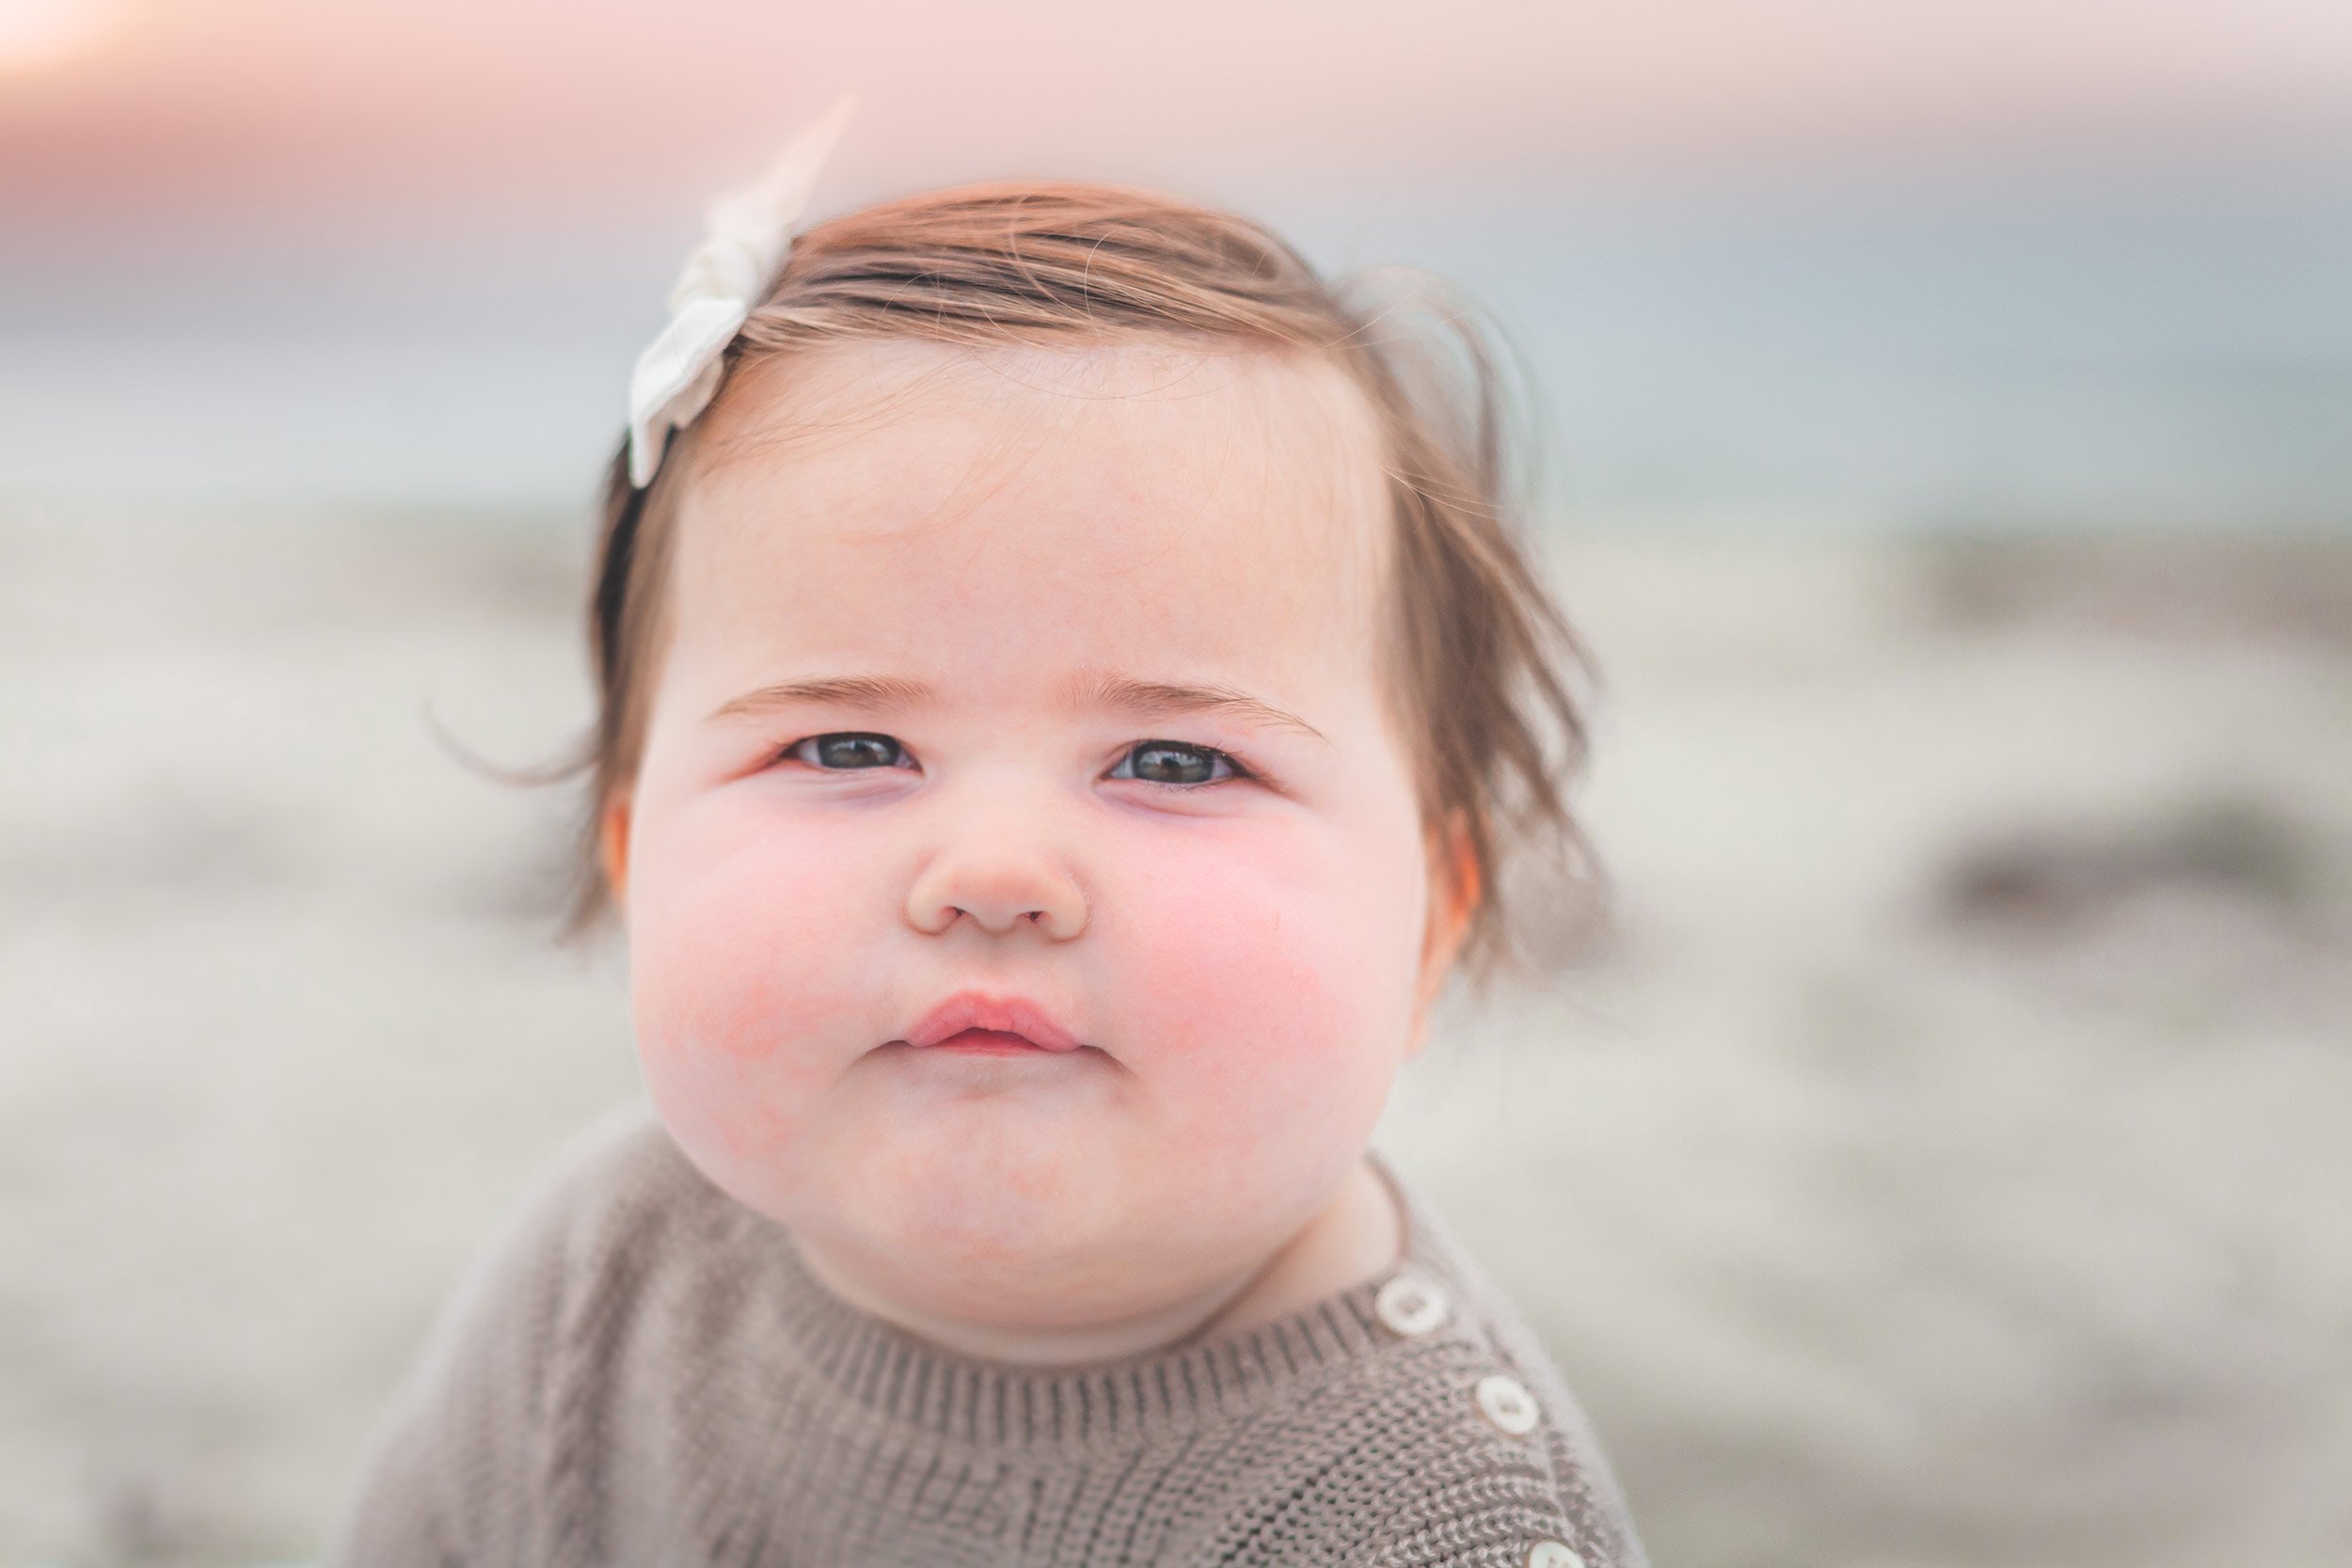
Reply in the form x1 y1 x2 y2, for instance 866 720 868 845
782 732 916 770
1107 740 1252 787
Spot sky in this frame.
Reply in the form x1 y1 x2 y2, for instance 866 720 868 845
3 0 2350 524
8 1 2352 219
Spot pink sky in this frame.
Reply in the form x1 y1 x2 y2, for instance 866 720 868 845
6 0 2352 226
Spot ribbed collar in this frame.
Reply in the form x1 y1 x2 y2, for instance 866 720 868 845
756 1148 1456 1452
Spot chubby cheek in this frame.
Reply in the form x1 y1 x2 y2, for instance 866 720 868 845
1104 810 1427 1207
625 792 889 1193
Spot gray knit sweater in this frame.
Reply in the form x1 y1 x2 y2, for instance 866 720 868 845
326 1100 1647 1568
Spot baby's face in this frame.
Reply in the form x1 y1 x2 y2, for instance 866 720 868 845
614 340 1451 1335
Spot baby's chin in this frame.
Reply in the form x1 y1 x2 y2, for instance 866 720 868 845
665 1094 1286 1337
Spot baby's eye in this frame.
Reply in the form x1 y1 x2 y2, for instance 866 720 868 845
787 732 911 770
1110 740 1238 786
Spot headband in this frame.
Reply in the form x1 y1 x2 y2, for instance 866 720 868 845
625 96 855 488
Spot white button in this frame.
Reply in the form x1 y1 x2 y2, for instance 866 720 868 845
1526 1543 1585 1568
1374 1274 1450 1337
1473 1372 1540 1435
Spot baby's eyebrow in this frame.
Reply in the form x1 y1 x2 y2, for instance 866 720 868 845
1072 673 1327 742
707 674 936 723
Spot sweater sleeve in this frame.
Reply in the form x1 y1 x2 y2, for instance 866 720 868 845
321 1108 650 1567
1349 1429 1644 1568
1344 1310 1649 1568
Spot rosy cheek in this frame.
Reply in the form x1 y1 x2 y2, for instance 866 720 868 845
1107 817 1416 1182
628 795 886 1145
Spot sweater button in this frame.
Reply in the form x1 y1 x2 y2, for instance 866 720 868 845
1474 1372 1540 1435
1373 1274 1449 1337
1526 1542 1585 1568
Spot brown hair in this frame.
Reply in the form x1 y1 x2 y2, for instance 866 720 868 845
571 182 1597 975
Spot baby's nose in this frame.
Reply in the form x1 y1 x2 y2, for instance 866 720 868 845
903 844 1088 941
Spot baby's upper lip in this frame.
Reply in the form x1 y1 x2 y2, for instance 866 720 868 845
900 992 1083 1053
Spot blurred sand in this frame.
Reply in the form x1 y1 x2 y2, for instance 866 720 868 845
0 513 2345 1566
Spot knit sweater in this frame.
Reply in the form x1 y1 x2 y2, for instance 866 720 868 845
326 1100 1647 1568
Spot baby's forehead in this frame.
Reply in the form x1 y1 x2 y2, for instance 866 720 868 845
666 339 1396 688
692 338 1391 559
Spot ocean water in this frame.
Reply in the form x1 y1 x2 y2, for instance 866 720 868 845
2 159 2349 528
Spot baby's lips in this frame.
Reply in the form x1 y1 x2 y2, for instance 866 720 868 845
900 992 1084 1053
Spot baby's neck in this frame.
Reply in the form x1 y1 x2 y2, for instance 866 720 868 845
796 1156 1403 1367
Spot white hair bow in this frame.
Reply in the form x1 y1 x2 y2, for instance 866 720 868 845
626 96 856 488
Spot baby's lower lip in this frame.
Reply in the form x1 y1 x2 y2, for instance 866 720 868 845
932 1028 1047 1053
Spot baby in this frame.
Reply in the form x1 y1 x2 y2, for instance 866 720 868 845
327 114 1646 1568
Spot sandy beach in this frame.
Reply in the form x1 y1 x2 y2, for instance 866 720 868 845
1 512 2344 1566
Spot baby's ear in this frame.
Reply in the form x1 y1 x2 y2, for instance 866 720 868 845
599 794 634 908
1411 815 1481 1037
